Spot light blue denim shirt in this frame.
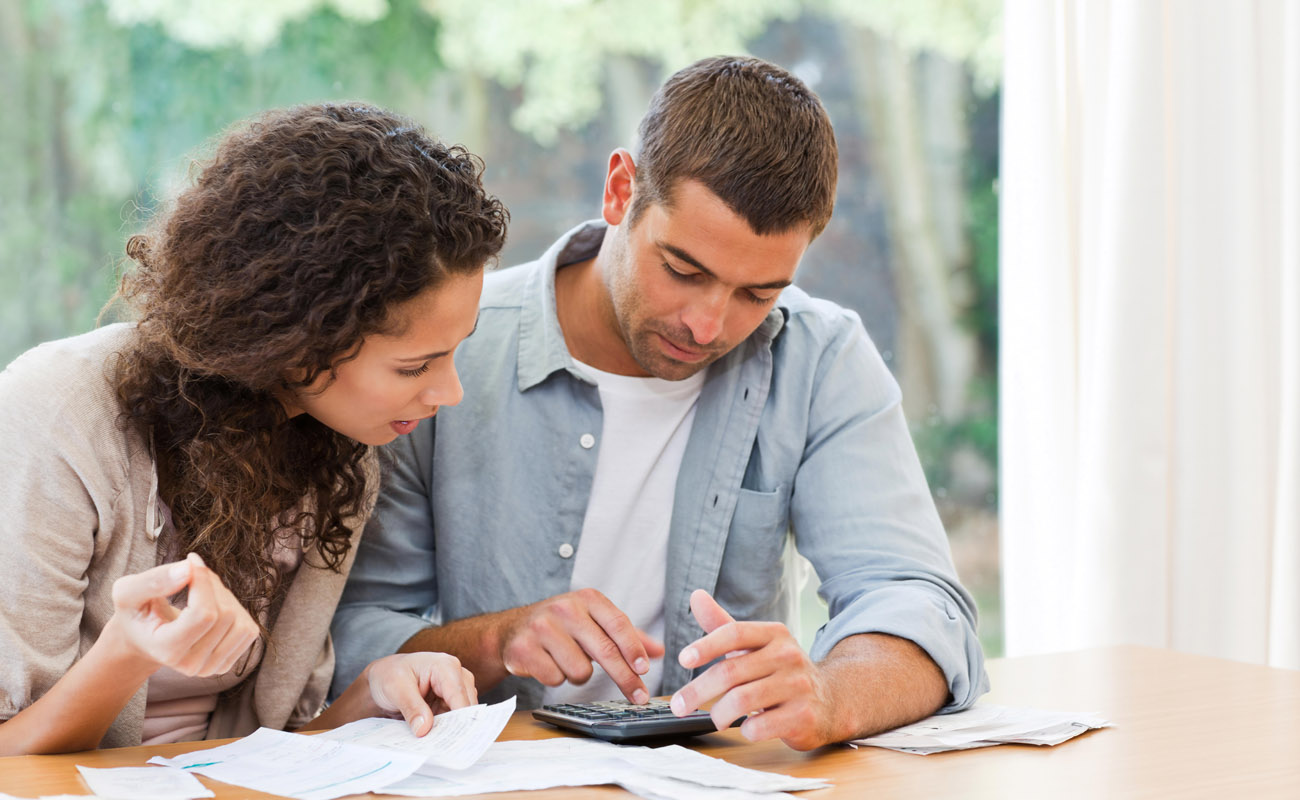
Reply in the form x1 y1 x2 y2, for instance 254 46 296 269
331 221 988 711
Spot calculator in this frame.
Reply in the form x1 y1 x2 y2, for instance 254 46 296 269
532 699 741 743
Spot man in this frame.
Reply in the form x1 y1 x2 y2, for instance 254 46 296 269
332 55 987 750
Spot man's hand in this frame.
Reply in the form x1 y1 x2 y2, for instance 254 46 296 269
668 589 836 750
497 588 665 704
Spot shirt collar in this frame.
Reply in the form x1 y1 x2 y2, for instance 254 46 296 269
515 219 788 391
516 221 606 391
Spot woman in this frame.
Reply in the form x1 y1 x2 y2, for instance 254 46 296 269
0 103 508 754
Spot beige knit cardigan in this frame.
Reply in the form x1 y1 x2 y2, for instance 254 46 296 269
0 324 377 747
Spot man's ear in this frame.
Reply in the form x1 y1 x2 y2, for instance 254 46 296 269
602 148 637 226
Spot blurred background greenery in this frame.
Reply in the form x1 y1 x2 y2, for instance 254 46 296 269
0 0 1003 655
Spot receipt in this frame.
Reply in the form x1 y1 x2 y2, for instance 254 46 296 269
850 704 1112 754
74 765 213 800
149 727 424 800
147 698 515 799
316 696 515 769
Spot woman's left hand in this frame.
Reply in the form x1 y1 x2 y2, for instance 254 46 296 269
365 652 478 736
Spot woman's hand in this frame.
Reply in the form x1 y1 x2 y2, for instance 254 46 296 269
364 653 478 736
103 552 260 676
0 551 260 755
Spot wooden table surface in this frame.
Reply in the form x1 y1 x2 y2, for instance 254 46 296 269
2 645 1297 799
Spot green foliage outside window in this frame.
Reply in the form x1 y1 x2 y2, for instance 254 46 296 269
1 0 1004 654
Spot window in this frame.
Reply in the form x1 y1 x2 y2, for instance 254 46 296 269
0 0 1002 655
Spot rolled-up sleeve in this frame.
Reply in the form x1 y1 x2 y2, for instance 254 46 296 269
329 423 440 697
790 312 988 711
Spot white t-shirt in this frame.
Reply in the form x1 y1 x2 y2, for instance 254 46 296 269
540 359 706 704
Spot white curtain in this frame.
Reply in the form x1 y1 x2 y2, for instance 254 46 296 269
1000 0 1300 668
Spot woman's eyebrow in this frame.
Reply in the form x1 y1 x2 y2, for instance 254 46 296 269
393 315 479 361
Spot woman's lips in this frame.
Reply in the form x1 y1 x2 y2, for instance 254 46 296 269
390 411 436 435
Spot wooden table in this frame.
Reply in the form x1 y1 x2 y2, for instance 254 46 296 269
2 646 1297 798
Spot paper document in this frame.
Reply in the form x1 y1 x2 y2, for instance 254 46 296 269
316 695 515 769
614 744 826 793
850 704 1111 754
380 736 829 800
147 697 514 799
380 737 630 796
74 765 214 800
149 726 425 800
616 774 809 800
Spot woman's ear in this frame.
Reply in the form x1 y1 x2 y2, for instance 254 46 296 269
275 370 308 418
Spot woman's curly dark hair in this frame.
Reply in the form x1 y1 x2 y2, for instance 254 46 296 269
113 103 507 626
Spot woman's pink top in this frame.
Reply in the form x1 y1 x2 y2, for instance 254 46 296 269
141 502 303 745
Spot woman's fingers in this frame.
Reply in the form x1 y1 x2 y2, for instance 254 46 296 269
115 552 258 675
110 558 192 615
153 556 220 665
207 620 261 675
425 658 477 711
367 653 479 736
368 656 436 736
174 558 259 675
464 667 479 706
428 667 480 716
198 571 260 675
178 553 213 616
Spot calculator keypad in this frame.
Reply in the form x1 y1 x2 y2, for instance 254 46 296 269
539 699 700 721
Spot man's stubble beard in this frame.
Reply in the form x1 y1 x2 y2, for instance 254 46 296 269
604 225 726 382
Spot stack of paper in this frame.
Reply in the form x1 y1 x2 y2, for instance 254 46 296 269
310 696 518 770
148 697 516 800
850 704 1111 755
140 694 826 800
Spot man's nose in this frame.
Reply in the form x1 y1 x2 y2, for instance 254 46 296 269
682 291 728 345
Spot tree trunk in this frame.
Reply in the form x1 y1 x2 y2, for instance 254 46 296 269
844 27 979 424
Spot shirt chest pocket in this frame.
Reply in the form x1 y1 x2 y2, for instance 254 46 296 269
715 486 791 620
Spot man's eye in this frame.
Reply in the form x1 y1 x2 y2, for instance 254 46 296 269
662 262 698 281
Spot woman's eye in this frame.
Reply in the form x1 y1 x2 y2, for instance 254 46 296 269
398 362 431 377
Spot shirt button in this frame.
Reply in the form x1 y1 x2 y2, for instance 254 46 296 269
558 543 575 558
579 433 596 449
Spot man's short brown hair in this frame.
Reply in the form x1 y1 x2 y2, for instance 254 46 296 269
630 55 838 238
